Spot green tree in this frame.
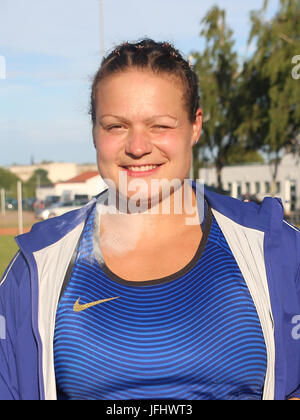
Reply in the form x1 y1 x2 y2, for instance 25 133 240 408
191 6 240 190
226 147 265 165
238 0 300 195
23 169 53 198
0 167 20 198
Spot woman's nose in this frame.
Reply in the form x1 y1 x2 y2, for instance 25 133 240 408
125 129 152 157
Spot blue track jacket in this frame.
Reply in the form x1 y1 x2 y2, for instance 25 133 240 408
0 188 300 400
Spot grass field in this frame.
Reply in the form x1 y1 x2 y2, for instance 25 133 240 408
0 235 18 278
0 211 36 278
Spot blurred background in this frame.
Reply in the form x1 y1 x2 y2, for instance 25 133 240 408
0 0 299 275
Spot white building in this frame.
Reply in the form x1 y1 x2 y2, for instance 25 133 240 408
9 162 98 183
199 154 300 214
36 171 107 202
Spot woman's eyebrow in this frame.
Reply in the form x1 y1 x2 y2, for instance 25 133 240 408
145 115 178 123
99 114 129 122
99 114 178 124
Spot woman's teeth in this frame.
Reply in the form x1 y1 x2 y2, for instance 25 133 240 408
127 165 158 172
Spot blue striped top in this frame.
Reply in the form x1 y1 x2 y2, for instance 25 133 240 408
54 204 267 400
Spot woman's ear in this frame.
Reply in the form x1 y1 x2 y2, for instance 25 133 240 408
191 108 203 146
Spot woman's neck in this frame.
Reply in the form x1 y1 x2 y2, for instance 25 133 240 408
99 183 202 256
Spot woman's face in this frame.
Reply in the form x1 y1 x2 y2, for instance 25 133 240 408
93 69 202 207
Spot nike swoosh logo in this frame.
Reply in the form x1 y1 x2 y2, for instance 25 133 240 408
73 296 120 312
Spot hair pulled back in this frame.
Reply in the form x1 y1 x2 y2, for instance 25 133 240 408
90 39 200 125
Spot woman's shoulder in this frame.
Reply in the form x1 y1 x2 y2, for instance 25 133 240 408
204 186 284 231
16 197 98 252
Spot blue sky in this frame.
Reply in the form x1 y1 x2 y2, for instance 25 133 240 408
0 0 279 166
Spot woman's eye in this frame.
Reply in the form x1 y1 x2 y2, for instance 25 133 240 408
153 125 170 131
106 125 124 131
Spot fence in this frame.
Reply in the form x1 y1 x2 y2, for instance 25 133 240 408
0 182 24 234
285 211 300 227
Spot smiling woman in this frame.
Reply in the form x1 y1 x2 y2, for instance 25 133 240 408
90 40 202 215
93 69 202 208
1 39 300 401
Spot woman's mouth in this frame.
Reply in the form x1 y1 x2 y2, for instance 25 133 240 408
121 164 163 177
